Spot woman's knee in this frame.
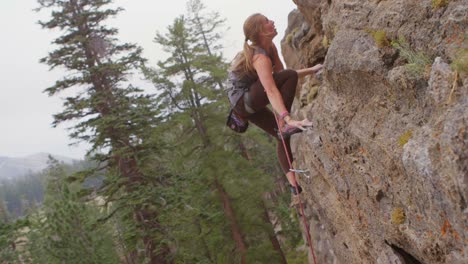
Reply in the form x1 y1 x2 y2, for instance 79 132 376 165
284 69 298 81
274 69 298 86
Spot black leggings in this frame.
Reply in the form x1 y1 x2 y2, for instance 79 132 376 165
234 69 298 174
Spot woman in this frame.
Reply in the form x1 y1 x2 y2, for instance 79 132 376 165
227 13 323 195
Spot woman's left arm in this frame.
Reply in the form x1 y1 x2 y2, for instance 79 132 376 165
271 43 323 78
296 64 323 78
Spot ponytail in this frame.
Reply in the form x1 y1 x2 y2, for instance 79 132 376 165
230 13 264 78
242 41 256 75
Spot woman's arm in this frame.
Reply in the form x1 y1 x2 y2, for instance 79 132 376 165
270 42 322 77
296 64 323 78
253 54 288 115
253 53 314 129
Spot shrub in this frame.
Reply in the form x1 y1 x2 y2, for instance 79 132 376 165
451 48 468 74
367 29 390 48
392 36 432 78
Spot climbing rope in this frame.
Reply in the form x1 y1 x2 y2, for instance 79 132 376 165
274 112 318 264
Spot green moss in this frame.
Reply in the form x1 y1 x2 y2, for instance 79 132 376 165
333 26 339 36
322 35 330 48
286 27 299 45
398 130 413 147
307 85 319 103
367 29 390 48
432 0 449 9
391 207 406 225
286 33 293 45
451 48 468 73
375 30 390 48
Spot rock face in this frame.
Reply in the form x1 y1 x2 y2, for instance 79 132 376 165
282 0 467 263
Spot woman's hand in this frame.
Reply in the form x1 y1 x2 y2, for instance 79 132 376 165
296 64 323 78
310 63 323 73
285 117 313 130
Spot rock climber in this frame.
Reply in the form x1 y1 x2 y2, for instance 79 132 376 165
227 13 323 194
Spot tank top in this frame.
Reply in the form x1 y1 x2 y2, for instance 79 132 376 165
226 47 274 107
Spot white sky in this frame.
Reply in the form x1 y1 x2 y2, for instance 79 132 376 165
0 0 296 159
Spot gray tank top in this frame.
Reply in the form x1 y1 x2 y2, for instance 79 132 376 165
226 47 273 107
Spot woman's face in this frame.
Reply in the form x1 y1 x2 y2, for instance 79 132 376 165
261 16 277 38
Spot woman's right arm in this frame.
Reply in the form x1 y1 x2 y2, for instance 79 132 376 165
253 55 313 129
253 54 288 116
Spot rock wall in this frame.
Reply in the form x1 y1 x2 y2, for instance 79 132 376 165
281 1 467 263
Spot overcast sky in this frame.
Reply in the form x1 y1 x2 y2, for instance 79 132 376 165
0 0 296 159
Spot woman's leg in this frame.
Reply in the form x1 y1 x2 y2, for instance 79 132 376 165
244 69 298 113
248 109 301 193
234 70 300 188
243 69 298 131
247 108 293 175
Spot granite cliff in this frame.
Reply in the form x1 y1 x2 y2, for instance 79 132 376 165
281 0 467 263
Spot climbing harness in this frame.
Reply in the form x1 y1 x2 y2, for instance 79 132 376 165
274 113 318 264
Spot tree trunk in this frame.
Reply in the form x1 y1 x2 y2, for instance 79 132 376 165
192 110 210 147
115 220 138 264
214 178 247 264
262 201 288 264
194 16 224 90
135 209 171 264
78 17 171 262
118 155 172 264
49 1 172 263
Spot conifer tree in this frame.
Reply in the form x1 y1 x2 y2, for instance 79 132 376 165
0 221 26 263
26 158 119 263
186 0 227 91
0 199 10 224
0 202 28 264
145 2 288 262
145 7 249 261
0 174 45 219
150 17 211 146
0 198 15 262
36 0 169 262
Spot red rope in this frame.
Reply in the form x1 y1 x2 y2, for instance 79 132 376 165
274 113 317 264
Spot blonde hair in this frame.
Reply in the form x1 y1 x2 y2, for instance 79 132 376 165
230 13 265 78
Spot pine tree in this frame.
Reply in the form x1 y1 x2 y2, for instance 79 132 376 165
26 158 119 264
145 2 288 262
185 0 227 91
36 1 169 262
145 7 246 261
0 199 9 224
0 198 16 263
0 201 28 264
149 18 209 146
0 174 45 219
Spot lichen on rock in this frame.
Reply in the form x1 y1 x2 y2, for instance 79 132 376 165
391 207 406 225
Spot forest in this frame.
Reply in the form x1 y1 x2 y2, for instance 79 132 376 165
0 0 306 263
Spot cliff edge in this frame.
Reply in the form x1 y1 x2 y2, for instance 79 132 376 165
282 0 467 263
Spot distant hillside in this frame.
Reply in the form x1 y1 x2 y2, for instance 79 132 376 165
0 153 78 180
